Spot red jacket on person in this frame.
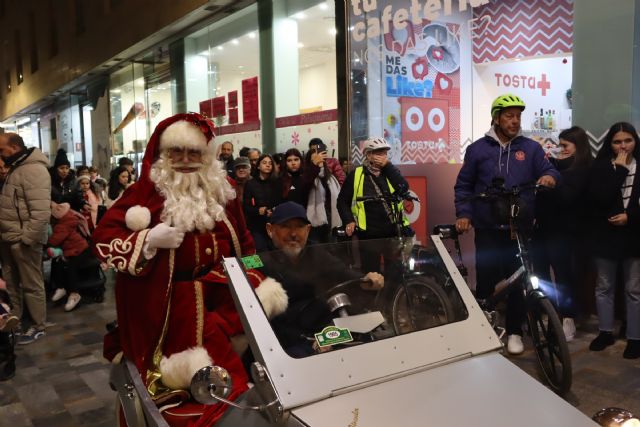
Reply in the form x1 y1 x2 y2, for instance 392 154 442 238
48 210 89 257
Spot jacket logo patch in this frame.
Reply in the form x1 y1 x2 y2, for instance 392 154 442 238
515 151 526 161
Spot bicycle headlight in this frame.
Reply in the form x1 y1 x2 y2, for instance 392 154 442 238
409 257 415 271
593 407 640 427
529 275 539 290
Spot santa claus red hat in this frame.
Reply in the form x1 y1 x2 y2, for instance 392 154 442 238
115 113 217 231
140 112 216 183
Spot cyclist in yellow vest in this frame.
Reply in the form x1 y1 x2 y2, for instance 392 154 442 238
337 137 413 274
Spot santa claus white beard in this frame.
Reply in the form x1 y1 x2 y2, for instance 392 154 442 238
150 153 236 233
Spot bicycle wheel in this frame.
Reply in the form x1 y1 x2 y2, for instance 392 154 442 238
527 296 572 395
392 276 454 335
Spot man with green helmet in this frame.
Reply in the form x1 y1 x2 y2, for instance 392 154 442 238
453 93 559 355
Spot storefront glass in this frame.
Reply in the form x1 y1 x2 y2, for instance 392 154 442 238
109 46 173 172
347 0 574 165
184 1 339 157
184 4 262 151
273 0 339 155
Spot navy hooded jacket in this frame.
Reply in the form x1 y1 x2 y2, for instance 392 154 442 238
454 131 559 230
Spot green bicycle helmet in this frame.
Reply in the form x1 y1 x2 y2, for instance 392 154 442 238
491 94 526 117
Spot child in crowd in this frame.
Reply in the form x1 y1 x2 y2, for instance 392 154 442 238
47 201 91 311
75 175 102 231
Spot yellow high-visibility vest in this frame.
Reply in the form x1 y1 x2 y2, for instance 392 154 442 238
351 166 409 231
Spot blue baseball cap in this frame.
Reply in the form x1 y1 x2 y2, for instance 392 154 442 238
269 202 309 225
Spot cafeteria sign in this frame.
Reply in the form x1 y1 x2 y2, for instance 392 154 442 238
350 0 489 42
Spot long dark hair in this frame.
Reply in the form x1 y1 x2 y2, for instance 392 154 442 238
283 148 303 173
108 166 130 201
281 149 303 198
252 154 276 181
558 126 593 169
596 121 640 162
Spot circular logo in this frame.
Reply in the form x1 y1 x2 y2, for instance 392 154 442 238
405 107 424 132
515 151 526 161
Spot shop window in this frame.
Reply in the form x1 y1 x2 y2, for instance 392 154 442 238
109 46 173 169
184 3 261 149
271 0 339 154
15 30 23 85
29 11 38 73
347 0 574 165
48 0 58 58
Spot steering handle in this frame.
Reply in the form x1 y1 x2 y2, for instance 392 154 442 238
323 277 372 297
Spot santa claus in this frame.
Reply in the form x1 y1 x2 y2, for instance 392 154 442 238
93 113 287 426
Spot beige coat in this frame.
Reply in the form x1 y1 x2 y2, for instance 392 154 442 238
0 148 51 245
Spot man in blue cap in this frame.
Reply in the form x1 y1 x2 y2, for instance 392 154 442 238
262 201 383 356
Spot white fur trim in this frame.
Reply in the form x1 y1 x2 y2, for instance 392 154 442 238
159 347 213 390
125 205 151 231
256 277 288 319
159 120 210 151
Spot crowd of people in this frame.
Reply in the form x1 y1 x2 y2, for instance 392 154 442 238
0 136 141 379
455 94 640 360
0 93 635 413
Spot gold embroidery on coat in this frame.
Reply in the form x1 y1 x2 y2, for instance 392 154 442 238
195 280 204 346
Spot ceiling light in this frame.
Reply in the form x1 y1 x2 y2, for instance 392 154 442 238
247 32 256 39
319 2 329 10
238 65 244 69
329 28 337 36
232 39 239 45
217 46 224 51
293 12 305 19
298 42 304 48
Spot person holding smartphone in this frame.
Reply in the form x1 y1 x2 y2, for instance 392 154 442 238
305 140 344 243
586 121 640 359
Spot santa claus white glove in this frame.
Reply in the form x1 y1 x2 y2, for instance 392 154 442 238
143 223 185 259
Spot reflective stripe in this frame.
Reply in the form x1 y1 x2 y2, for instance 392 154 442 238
351 166 408 231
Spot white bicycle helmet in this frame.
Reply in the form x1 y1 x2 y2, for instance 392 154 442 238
362 137 391 153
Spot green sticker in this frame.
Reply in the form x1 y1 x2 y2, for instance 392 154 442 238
314 326 353 348
241 254 263 269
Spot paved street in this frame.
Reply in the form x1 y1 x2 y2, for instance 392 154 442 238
0 273 637 426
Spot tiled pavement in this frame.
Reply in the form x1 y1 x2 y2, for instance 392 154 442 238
0 273 638 426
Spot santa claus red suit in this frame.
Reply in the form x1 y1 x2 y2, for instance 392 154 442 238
93 113 287 426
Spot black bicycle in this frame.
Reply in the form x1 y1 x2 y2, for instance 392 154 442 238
435 182 572 395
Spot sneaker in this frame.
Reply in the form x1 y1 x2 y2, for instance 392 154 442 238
0 315 19 332
623 339 640 359
51 288 67 302
18 327 45 345
589 331 615 351
64 293 81 312
507 334 524 355
562 318 576 342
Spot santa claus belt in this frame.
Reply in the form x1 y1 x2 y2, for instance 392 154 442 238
173 264 213 282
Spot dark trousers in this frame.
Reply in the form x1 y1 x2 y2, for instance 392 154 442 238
532 230 577 318
475 228 525 335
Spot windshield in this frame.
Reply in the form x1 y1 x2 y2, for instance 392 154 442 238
239 237 468 359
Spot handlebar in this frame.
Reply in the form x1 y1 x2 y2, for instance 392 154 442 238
356 192 420 203
458 181 544 204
